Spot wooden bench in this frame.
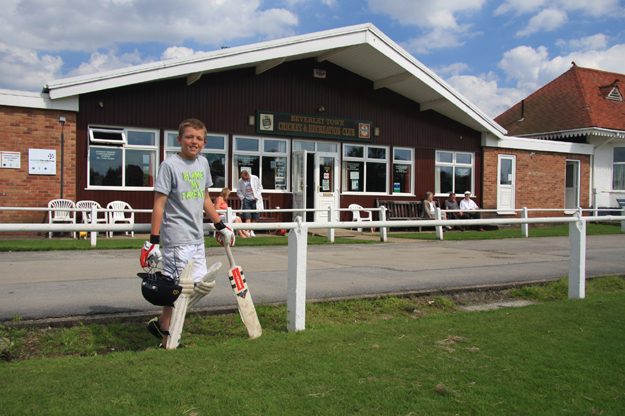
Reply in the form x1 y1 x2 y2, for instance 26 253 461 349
375 199 439 232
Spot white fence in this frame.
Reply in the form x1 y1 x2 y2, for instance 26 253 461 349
1 206 624 332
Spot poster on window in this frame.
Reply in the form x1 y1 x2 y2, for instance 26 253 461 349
322 179 330 191
28 149 56 175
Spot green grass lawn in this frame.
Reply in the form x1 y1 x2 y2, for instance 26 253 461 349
1 276 624 415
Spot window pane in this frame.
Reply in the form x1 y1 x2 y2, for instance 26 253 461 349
261 156 287 190
125 149 155 187
235 137 259 152
343 161 364 191
200 153 225 189
344 145 364 158
127 131 155 146
500 159 512 185
91 129 124 143
393 164 411 193
89 148 122 186
264 140 286 153
437 152 453 163
394 149 411 161
455 167 472 194
319 157 334 192
613 164 625 190
366 162 387 192
436 166 453 194
456 153 472 164
614 147 625 163
166 132 179 148
293 141 315 152
317 142 337 153
368 147 386 159
233 155 260 180
206 135 225 150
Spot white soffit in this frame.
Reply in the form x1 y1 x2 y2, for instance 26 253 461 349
0 89 78 111
484 135 594 155
44 23 505 138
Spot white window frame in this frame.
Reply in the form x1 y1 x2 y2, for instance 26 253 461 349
87 126 158 191
434 150 475 196
232 135 290 193
341 143 390 195
392 147 414 195
164 130 228 191
613 147 625 191
293 140 339 154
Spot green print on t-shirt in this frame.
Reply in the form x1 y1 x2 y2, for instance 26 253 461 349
181 171 205 200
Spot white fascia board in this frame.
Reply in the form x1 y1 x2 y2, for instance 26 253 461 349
46 24 372 100
484 135 594 155
364 27 507 139
0 89 78 111
519 127 625 140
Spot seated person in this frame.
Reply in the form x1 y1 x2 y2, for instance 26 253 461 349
459 191 484 231
214 188 250 238
422 191 451 231
444 192 468 231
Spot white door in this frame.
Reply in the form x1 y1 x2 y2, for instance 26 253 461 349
497 154 516 213
313 153 339 222
292 150 307 221
565 160 580 210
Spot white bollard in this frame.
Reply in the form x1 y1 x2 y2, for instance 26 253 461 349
521 207 529 238
435 208 443 240
621 208 625 233
568 208 586 299
287 218 308 331
90 205 98 247
380 206 387 242
327 206 335 243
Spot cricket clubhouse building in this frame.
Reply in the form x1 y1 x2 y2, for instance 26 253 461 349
1 23 591 229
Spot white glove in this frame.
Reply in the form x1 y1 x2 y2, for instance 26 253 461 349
141 241 162 267
215 222 235 247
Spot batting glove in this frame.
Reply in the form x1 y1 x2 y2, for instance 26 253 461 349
141 240 162 267
215 221 235 247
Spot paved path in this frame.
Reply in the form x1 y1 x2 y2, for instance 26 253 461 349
1 234 623 322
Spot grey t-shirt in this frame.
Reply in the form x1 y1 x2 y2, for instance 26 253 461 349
444 199 459 210
154 154 213 247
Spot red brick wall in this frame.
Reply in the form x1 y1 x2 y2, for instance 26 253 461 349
483 147 590 216
0 106 77 230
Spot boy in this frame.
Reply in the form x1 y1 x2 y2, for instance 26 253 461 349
142 118 233 347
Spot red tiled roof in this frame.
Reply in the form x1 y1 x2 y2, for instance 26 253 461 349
495 65 625 136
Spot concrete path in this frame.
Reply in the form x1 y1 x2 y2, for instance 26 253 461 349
0 234 623 322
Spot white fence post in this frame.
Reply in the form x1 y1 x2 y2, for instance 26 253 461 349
90 205 97 247
568 208 586 299
435 207 443 240
287 218 308 331
621 208 625 233
327 206 334 243
225 207 233 223
521 207 529 238
380 206 387 242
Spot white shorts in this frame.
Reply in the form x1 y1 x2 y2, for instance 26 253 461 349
161 244 208 283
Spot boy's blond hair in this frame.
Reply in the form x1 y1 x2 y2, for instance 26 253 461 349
178 118 207 140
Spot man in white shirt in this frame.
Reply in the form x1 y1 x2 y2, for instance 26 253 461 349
237 169 264 237
459 191 484 231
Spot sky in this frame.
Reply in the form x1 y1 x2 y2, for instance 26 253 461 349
1 0 624 119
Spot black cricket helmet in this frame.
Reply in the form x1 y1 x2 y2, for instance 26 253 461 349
138 272 182 307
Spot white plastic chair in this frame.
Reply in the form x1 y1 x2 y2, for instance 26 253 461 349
107 201 134 238
48 199 76 239
349 204 374 232
76 200 107 235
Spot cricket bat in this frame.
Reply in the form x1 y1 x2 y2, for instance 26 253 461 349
224 244 262 339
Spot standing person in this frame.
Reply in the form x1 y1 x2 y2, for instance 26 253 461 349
444 192 467 231
214 187 250 238
142 118 234 347
237 169 263 237
459 191 484 231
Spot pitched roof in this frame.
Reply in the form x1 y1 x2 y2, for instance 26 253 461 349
43 23 505 139
495 65 625 138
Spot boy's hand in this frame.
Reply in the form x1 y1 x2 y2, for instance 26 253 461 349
215 221 235 247
141 241 162 267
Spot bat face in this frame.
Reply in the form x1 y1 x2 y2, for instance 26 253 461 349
228 266 248 299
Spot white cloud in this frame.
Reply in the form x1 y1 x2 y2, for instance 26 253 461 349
436 62 470 77
161 46 200 61
402 26 474 54
495 0 621 17
67 49 148 78
0 42 64 91
556 34 608 52
516 8 568 36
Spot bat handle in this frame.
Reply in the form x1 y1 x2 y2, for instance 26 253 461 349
224 243 236 268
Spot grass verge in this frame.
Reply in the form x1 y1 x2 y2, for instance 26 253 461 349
1 276 624 415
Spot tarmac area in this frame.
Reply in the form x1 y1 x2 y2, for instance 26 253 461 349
0 232 624 325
